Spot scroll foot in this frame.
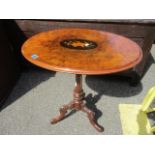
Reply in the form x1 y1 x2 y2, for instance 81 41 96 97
51 102 73 124
82 106 104 132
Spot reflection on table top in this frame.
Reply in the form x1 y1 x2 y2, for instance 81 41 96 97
22 28 143 75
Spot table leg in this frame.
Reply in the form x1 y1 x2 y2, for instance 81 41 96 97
51 74 104 132
51 101 74 124
81 105 103 132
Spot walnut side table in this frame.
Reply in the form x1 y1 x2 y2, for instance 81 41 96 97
21 28 143 132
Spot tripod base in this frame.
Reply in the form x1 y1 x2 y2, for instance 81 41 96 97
51 74 103 132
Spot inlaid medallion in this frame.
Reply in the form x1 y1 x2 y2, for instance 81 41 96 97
60 39 97 50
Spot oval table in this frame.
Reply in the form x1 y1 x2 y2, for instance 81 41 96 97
21 28 143 132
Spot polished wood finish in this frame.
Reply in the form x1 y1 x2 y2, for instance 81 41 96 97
51 74 103 132
22 28 142 75
15 19 155 85
21 28 143 132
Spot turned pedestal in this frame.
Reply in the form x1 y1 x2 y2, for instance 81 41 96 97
51 74 104 132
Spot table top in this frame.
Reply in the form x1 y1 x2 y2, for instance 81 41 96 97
21 28 143 75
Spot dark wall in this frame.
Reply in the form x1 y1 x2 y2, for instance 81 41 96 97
0 20 20 107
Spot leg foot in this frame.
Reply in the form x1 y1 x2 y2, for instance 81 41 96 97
82 105 104 132
51 102 73 124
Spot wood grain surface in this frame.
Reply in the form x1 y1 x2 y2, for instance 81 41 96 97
21 28 143 75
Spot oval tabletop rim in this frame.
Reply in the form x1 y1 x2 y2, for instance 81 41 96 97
21 28 143 75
